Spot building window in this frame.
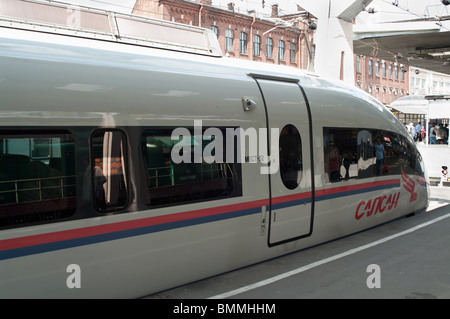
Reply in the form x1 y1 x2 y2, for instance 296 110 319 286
253 34 261 56
91 130 129 212
389 64 392 78
240 32 247 54
394 65 398 80
382 62 386 77
289 42 296 63
368 60 373 76
225 29 233 52
375 61 379 77
266 37 273 58
210 25 218 37
278 40 285 61
356 56 361 73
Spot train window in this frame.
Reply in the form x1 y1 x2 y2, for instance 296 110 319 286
324 128 358 182
0 130 76 228
401 136 424 177
279 124 302 189
141 128 242 207
324 127 425 182
371 131 394 176
90 130 129 212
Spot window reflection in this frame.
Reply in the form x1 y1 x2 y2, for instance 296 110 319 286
91 130 128 212
324 128 357 182
141 128 242 207
357 129 374 178
323 127 424 183
0 131 76 228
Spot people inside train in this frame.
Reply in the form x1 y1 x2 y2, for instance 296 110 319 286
328 141 341 182
94 161 107 211
375 137 386 176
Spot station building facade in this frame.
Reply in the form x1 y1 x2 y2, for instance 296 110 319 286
354 55 409 106
132 0 316 70
132 0 412 112
409 67 450 96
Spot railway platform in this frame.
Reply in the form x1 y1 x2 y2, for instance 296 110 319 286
417 144 450 185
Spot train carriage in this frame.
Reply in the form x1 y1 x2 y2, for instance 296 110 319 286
0 0 428 298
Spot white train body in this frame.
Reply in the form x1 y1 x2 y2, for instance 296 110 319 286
0 12 429 298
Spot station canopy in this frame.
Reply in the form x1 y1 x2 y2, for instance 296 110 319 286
354 19 450 76
390 95 450 119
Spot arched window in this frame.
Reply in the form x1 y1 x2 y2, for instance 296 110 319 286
279 124 302 189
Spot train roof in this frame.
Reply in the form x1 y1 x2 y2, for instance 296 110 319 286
0 0 374 94
0 0 221 57
0 0 404 136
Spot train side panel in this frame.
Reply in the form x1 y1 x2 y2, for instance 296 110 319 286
299 77 429 242
0 32 270 297
0 29 429 298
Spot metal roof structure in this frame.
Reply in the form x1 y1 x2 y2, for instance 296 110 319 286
353 18 450 75
390 95 429 115
391 94 450 118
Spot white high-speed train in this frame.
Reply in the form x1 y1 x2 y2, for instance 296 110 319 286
0 0 428 298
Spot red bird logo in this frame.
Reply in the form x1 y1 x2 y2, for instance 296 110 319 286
401 169 417 202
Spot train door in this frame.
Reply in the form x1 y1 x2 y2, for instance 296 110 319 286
252 75 314 246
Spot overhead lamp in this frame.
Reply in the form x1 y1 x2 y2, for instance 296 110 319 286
308 21 317 30
428 51 450 57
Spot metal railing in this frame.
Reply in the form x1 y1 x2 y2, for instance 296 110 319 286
147 162 231 188
0 174 76 205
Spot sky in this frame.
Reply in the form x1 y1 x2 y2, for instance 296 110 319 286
64 0 137 13
212 0 450 23
61 0 449 21
356 0 450 24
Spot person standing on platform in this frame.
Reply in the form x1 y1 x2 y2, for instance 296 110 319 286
430 122 437 144
415 122 422 142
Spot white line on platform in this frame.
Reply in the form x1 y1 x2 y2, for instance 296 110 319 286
208 211 450 299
